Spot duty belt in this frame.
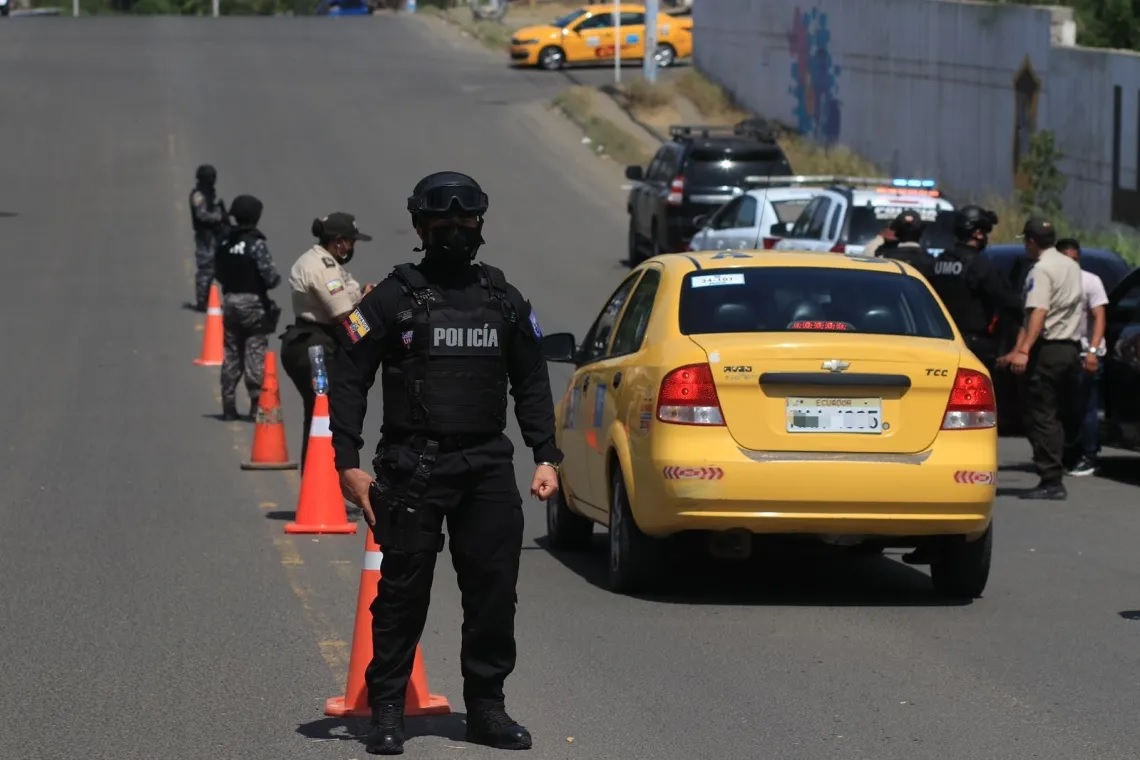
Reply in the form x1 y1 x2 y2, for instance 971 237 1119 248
394 432 500 454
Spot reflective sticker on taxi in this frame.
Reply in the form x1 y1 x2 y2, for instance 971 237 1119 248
953 470 995 485
663 466 724 480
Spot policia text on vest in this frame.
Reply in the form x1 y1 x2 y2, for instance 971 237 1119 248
325 259 562 714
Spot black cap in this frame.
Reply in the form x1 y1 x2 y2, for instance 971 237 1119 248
889 210 924 233
1018 217 1056 244
319 212 372 241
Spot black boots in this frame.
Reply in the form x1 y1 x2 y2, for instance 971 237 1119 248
466 702 532 751
366 703 405 755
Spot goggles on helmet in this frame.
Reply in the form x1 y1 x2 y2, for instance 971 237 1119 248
412 184 489 216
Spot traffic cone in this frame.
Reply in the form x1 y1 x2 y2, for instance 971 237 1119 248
325 528 451 718
241 351 298 471
285 393 357 535
193 283 224 367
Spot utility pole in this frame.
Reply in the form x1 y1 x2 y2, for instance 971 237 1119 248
642 0 659 83
212 0 219 17
613 0 621 85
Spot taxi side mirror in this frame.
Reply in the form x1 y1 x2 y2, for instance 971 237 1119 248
541 333 578 363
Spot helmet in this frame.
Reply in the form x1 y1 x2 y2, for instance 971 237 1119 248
407 171 488 225
952 205 998 240
196 164 217 184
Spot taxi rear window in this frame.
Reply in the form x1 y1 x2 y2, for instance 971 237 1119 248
678 266 955 339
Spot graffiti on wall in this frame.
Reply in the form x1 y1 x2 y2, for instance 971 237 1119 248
787 7 842 144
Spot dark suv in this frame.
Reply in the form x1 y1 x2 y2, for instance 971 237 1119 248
624 121 792 265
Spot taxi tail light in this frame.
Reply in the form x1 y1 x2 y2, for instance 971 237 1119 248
657 363 725 426
666 175 685 205
940 368 997 430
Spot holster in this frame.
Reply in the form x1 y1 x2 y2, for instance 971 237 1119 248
368 439 445 555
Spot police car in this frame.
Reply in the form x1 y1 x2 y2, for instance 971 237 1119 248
687 179 831 253
770 178 955 256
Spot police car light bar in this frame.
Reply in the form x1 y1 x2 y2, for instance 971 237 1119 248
890 178 937 189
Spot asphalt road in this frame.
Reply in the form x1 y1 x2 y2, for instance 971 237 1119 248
2 12 1140 760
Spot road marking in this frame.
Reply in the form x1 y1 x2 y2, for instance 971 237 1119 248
273 536 350 673
167 132 176 159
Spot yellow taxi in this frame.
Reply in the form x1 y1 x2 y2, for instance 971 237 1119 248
540 249 998 598
509 4 693 70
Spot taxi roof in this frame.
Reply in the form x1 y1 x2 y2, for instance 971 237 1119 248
657 249 907 275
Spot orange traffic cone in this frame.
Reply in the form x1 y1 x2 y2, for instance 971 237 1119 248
241 351 298 471
193 283 224 367
325 528 451 718
285 393 357 535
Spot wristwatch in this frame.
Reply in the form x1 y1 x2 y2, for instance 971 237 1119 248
1095 346 1107 357
537 461 560 471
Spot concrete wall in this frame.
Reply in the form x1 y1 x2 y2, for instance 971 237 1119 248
692 0 1140 229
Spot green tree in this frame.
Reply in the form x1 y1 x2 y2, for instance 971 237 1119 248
1017 130 1068 219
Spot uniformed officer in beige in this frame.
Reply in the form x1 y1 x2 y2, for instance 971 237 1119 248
997 217 1083 500
279 212 373 466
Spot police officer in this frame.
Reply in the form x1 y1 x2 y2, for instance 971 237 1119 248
927 204 1021 372
280 213 374 467
189 164 228 312
215 195 282 421
328 172 561 755
997 218 1084 500
876 211 935 280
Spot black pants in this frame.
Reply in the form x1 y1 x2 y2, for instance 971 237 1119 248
963 333 998 375
1021 341 1080 484
366 434 524 708
279 322 337 468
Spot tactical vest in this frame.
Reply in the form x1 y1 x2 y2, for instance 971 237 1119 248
189 187 219 234
216 229 267 296
928 243 988 335
381 263 517 436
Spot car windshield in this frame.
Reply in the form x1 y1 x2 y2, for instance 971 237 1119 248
552 8 587 26
846 204 941 247
679 266 956 339
684 149 791 188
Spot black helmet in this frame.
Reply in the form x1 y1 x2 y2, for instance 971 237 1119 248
407 171 488 224
952 205 998 240
196 164 217 184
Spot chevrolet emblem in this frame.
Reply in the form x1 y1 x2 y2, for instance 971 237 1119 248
821 359 850 372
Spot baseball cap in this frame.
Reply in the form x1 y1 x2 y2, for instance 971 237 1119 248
320 212 373 241
1017 217 1055 242
889 210 924 233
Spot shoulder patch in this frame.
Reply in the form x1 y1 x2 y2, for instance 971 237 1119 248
191 190 205 204
342 308 371 344
528 308 543 338
396 309 413 324
325 278 345 295
322 257 337 268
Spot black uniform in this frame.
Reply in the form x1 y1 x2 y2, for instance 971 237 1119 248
928 241 1021 370
879 241 936 280
328 256 560 749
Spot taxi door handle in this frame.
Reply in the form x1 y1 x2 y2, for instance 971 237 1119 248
612 372 622 389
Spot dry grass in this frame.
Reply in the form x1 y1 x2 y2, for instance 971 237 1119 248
553 86 654 168
624 79 675 112
421 4 514 50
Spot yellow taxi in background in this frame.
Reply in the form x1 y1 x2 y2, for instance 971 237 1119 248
509 4 693 70
540 249 997 598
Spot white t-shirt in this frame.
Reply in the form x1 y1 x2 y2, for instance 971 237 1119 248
1078 270 1109 354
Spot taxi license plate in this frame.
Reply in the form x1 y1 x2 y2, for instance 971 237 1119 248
786 397 883 434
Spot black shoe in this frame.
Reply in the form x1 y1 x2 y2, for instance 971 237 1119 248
1019 481 1067 500
466 704 532 750
366 703 405 755
222 405 239 422
246 397 260 422
1066 456 1097 477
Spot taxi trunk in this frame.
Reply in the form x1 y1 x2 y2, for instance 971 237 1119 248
687 333 962 454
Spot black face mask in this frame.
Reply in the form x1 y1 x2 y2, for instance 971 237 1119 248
424 224 482 267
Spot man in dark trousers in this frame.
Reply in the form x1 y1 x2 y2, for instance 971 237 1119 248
328 171 562 756
876 210 935 280
927 205 1022 373
189 164 228 312
997 218 1084 500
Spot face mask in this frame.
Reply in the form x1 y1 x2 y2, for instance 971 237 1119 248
425 224 482 266
338 242 355 265
976 232 990 252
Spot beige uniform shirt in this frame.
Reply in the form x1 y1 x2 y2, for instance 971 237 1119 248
1023 246 1084 341
289 245 363 324
864 234 886 257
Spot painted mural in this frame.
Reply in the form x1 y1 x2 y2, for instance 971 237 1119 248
787 7 842 144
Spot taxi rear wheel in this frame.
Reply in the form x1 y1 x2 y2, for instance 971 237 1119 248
537 45 565 70
930 523 992 599
608 470 663 594
546 485 593 551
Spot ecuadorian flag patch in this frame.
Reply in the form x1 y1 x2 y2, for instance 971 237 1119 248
344 309 371 343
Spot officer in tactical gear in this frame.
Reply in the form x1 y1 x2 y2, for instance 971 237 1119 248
875 211 935 280
189 164 229 312
328 171 561 756
927 204 1021 372
214 194 282 421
